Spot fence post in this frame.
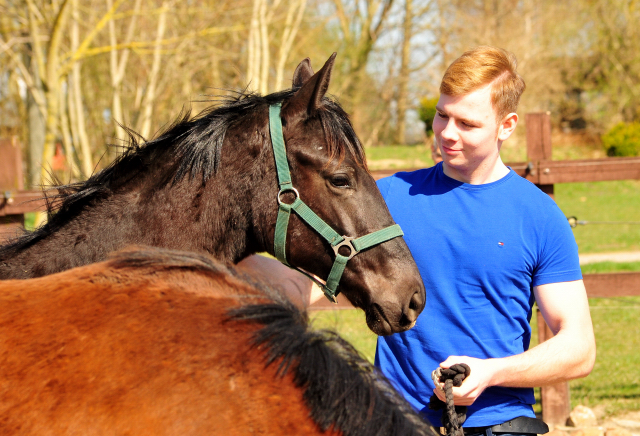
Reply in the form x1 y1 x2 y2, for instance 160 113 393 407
0 137 25 243
525 113 571 426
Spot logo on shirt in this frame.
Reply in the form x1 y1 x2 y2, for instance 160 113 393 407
498 242 505 247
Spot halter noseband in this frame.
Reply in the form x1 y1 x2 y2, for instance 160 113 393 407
269 103 404 303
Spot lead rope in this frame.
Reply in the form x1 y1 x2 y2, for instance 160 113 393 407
430 364 471 436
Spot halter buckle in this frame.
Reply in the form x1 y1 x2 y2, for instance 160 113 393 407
332 236 358 260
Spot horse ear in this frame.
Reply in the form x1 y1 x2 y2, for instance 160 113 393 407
284 52 337 120
292 58 314 87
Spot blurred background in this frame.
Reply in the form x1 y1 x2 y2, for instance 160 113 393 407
2 0 640 186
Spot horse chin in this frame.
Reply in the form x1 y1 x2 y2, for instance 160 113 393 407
365 303 394 336
365 303 418 336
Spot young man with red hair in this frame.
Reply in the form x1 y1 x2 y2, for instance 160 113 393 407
374 46 595 433
244 46 595 434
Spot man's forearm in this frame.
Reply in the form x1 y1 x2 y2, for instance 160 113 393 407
435 280 596 406
236 254 324 308
488 326 596 388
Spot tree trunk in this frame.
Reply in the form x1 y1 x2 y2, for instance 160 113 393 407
70 0 93 178
274 0 307 91
58 79 81 179
108 0 141 152
138 2 168 139
396 0 413 145
26 55 46 188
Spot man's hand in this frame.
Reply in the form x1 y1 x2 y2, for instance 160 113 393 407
432 356 494 406
432 280 596 407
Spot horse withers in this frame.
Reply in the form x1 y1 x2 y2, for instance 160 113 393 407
0 247 437 436
0 54 424 335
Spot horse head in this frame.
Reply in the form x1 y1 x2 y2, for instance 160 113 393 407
247 55 425 335
0 54 425 336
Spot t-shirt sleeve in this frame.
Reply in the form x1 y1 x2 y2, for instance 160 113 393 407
376 176 393 200
532 202 583 287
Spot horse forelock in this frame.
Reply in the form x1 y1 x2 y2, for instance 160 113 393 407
316 99 368 172
229 302 435 436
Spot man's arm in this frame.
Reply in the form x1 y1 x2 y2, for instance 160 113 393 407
433 279 596 406
236 254 325 309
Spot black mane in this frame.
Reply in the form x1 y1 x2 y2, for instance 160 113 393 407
108 248 435 436
0 88 365 256
231 303 436 436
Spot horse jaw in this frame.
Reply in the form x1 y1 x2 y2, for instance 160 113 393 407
354 269 425 336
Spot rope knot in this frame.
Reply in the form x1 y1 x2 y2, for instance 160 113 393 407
429 363 471 436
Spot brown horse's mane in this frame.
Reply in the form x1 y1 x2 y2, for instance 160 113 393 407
0 88 365 257
103 248 434 436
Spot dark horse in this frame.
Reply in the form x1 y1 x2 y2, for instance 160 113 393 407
0 247 437 436
0 54 424 335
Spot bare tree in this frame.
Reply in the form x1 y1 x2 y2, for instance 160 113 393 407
395 0 413 144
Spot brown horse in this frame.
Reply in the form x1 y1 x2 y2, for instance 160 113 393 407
0 247 436 436
0 54 424 335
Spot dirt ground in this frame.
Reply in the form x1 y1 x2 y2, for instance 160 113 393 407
601 410 640 436
579 251 640 265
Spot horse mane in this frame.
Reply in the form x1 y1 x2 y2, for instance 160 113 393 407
104 247 434 436
0 88 366 256
230 303 436 436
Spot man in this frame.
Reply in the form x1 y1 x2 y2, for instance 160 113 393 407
374 46 595 431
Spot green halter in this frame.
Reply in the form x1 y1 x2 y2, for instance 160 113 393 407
269 103 404 303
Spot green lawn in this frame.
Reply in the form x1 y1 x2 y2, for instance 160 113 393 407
569 296 640 416
311 294 640 419
554 180 640 253
365 144 434 171
311 258 640 419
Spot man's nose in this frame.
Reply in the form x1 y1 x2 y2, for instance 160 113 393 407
440 119 458 141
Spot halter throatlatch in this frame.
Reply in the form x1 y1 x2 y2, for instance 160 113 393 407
269 103 404 303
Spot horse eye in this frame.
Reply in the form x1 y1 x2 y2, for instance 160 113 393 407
330 175 350 188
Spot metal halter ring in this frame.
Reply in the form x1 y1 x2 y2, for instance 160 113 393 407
332 236 358 260
277 187 300 206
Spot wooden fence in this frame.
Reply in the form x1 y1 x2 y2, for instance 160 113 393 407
2 113 640 425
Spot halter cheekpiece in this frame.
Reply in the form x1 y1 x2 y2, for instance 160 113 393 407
269 103 404 303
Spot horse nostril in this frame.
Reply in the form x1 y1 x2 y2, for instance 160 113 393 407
409 296 419 311
408 289 424 312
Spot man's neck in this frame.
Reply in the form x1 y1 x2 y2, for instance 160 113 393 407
442 155 510 185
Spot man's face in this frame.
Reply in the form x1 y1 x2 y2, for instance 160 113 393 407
433 84 504 181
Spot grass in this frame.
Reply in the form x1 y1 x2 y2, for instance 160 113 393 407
365 144 435 171
310 309 377 363
24 212 36 231
569 296 640 416
554 180 640 253
310 295 640 419
581 261 640 274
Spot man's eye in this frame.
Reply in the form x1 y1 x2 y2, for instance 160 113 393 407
330 175 350 188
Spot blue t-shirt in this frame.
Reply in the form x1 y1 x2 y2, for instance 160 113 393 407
375 163 582 427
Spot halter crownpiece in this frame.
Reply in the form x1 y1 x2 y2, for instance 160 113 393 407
268 103 404 303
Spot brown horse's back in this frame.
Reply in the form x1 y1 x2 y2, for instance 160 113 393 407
0 250 334 435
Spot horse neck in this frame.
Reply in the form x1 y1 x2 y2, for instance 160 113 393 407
0 170 265 280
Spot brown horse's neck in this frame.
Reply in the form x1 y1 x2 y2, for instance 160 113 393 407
0 173 267 280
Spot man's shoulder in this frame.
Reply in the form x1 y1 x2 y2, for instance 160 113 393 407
377 166 437 194
503 171 558 205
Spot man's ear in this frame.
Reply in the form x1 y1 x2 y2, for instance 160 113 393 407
498 113 518 141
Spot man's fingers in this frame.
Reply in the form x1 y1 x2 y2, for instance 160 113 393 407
431 368 444 391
